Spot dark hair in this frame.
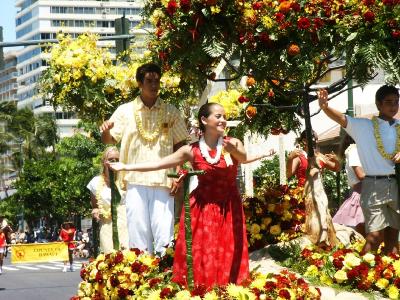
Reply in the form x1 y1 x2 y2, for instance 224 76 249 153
197 103 222 132
375 85 399 103
135 63 162 83
297 129 318 149
338 131 355 159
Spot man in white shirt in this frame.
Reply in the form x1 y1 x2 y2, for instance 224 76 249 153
318 85 400 255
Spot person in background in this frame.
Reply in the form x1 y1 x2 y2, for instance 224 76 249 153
286 129 340 186
59 222 76 272
108 103 250 289
333 134 365 236
0 227 6 274
86 147 129 253
318 85 400 254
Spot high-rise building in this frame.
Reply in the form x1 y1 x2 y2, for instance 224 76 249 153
0 52 18 103
15 0 146 136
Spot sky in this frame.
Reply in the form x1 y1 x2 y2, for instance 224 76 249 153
0 0 18 49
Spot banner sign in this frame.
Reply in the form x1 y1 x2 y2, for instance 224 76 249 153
11 242 68 264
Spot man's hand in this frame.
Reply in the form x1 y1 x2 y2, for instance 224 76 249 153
100 120 114 133
92 208 100 221
317 89 329 110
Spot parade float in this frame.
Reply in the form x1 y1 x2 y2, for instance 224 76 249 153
37 0 400 299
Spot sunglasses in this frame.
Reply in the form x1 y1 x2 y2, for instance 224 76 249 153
107 158 119 163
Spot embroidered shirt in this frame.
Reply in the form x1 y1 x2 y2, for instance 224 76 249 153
109 96 189 188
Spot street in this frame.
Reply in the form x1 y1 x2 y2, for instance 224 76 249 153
0 254 86 300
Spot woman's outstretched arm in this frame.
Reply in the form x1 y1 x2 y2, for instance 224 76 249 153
107 145 192 172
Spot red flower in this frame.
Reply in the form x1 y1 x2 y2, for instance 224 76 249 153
252 1 263 10
297 17 311 30
363 0 375 5
149 278 162 288
95 271 103 283
357 280 372 290
238 95 250 103
347 268 359 280
114 251 124 264
117 288 130 298
291 2 301 12
180 0 191 12
363 11 375 23
332 258 344 269
275 13 285 23
264 281 277 291
392 30 400 39
394 277 400 288
160 287 172 298
301 248 312 258
110 275 120 287
278 289 291 299
191 284 208 297
159 51 168 61
166 0 179 16
313 17 324 30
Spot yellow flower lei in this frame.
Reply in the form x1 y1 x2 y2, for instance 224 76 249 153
134 102 165 143
96 175 111 220
372 116 400 160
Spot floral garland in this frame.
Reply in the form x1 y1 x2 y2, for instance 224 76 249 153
95 175 111 220
134 101 165 143
199 136 223 164
372 117 400 160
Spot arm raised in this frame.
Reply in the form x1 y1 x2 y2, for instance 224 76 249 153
318 89 348 128
108 145 192 172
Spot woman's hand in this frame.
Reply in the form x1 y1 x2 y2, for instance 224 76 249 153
222 137 239 153
107 162 126 171
266 148 276 157
288 149 302 160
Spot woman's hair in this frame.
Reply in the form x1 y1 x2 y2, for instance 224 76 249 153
297 129 318 149
197 102 222 132
101 146 119 175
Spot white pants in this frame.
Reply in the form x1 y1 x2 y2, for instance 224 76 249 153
126 184 174 255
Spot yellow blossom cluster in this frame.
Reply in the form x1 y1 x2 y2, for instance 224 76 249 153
209 89 243 120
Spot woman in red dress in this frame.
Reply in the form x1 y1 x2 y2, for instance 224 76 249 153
286 130 340 186
108 103 250 288
59 222 76 272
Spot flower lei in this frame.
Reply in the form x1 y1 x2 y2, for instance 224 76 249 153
372 116 400 160
134 101 165 143
96 175 111 220
199 136 223 164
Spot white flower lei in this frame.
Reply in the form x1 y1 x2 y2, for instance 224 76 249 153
199 136 223 164
95 175 111 220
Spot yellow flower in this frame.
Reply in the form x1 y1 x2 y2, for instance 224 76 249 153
209 89 242 119
281 210 292 221
210 6 221 14
147 290 161 300
203 291 219 300
334 270 348 283
320 273 333 285
376 278 389 290
387 285 400 300
261 16 274 28
270 224 281 235
250 277 267 290
251 223 261 235
226 284 256 300
262 217 272 226
393 260 400 276
367 270 375 282
343 253 361 269
304 265 319 277
382 255 394 266
175 290 191 300
362 253 375 265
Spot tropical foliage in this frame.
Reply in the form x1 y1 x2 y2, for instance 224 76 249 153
143 0 400 134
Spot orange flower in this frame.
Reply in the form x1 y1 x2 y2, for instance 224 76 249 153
279 1 291 14
245 105 257 119
246 76 256 87
288 43 300 56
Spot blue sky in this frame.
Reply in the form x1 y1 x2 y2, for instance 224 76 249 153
0 0 17 43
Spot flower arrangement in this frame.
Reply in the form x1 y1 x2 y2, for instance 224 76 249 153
282 241 400 300
209 89 243 120
72 248 321 299
243 184 306 251
38 33 190 124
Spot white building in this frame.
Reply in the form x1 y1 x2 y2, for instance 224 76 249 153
15 0 146 137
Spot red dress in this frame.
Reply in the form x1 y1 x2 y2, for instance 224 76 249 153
60 228 76 250
172 142 250 288
296 154 308 187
